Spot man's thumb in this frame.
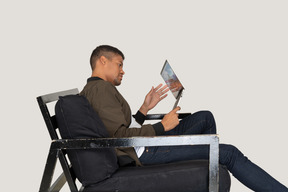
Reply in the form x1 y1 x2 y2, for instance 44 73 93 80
173 106 181 112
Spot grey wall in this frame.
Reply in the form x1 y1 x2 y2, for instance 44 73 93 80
1 1 287 191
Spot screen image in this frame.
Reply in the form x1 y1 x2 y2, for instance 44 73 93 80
161 60 184 99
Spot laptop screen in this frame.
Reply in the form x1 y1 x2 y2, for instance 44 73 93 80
160 60 184 99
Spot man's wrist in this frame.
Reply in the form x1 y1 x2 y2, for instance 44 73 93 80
152 122 165 135
133 111 146 125
139 105 148 115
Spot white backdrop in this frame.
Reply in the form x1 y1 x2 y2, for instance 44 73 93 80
1 1 287 191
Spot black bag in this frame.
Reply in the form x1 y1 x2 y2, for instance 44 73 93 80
55 95 119 186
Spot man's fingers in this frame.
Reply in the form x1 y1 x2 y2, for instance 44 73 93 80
175 106 181 111
161 86 169 94
154 84 163 90
156 85 169 97
147 86 154 95
160 93 168 100
155 84 168 92
172 106 181 113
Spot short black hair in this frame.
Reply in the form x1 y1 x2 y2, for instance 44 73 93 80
90 45 125 70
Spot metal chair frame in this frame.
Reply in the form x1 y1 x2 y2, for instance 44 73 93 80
37 88 219 192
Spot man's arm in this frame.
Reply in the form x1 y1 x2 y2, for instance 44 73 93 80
84 82 164 138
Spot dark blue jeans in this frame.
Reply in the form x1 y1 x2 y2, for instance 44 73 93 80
139 111 288 192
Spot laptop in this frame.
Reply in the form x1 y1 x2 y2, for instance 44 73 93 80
160 60 184 109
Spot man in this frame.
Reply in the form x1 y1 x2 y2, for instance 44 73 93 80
80 45 288 191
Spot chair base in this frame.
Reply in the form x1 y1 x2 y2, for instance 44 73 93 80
83 160 231 192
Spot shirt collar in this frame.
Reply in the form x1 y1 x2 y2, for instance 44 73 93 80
87 76 103 82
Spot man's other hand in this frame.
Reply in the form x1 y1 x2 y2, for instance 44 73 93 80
161 106 181 131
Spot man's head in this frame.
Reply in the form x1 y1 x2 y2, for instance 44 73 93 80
90 45 125 86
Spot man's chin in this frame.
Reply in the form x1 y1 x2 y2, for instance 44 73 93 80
113 80 122 86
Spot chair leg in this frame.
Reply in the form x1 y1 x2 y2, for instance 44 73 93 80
79 186 85 192
39 147 58 192
48 172 67 192
58 150 78 192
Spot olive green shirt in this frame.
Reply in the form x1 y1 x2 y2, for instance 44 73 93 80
80 77 164 166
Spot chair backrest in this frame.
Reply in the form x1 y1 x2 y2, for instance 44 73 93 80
37 88 79 140
55 94 119 186
38 88 119 191
37 88 80 192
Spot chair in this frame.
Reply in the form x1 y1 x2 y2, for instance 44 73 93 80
37 88 231 192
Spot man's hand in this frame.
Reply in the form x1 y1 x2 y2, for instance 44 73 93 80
161 106 181 131
140 84 169 115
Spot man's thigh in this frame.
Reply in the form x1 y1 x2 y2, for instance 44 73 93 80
165 111 216 136
140 145 210 165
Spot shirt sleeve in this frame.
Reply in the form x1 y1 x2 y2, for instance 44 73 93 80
133 110 165 136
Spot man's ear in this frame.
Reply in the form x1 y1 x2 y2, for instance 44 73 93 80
99 55 107 65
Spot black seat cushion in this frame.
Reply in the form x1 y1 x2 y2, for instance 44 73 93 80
55 95 119 186
84 160 231 192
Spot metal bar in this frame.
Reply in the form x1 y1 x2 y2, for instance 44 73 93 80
58 150 78 192
209 136 219 192
79 186 85 192
146 113 191 120
39 148 58 192
51 135 218 149
39 88 79 104
51 135 219 192
37 97 59 140
48 172 66 192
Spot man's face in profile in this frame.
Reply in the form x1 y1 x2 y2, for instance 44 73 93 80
105 54 125 86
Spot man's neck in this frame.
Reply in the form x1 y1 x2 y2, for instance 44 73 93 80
91 71 106 81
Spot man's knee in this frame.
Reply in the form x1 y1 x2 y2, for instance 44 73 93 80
198 110 215 125
219 144 245 167
203 110 214 120
193 110 214 119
